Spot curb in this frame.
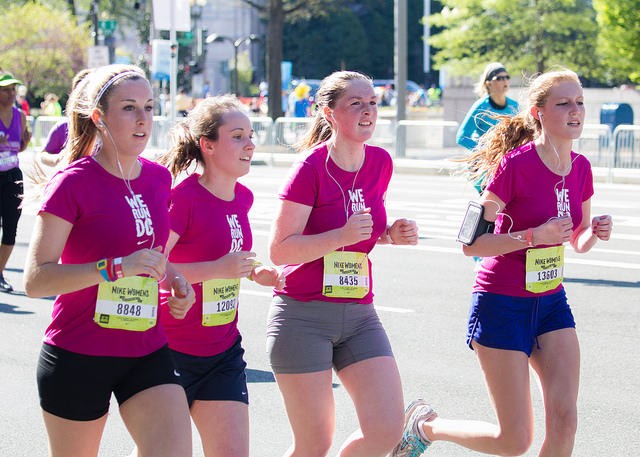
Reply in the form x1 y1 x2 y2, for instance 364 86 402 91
251 152 640 184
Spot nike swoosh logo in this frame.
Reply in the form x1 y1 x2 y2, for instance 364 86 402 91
174 370 181 377
137 240 147 245
242 391 247 395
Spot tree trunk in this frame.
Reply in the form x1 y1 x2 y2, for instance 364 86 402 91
267 0 284 120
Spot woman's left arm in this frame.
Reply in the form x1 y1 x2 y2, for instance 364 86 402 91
379 219 419 245
19 110 31 152
377 191 419 246
570 198 613 253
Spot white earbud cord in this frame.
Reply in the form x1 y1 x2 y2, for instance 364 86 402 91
325 123 366 254
99 124 164 283
483 121 582 243
541 124 581 209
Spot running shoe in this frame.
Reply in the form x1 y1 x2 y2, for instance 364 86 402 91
391 399 437 457
0 273 12 293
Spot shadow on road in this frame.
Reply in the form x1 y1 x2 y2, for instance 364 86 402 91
564 277 640 288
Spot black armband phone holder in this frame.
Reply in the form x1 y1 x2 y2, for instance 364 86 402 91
457 201 495 246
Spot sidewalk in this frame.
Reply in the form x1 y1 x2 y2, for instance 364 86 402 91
249 151 640 184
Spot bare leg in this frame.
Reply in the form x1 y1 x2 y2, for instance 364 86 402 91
191 399 249 457
336 356 404 457
423 343 535 456
529 328 580 457
274 370 335 457
119 384 192 457
42 410 108 457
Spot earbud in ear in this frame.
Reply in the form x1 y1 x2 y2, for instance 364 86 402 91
330 112 335 120
98 119 105 127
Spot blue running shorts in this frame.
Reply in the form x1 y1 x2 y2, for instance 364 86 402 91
466 289 575 356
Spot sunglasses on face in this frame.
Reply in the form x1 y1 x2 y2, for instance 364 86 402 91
490 75 510 81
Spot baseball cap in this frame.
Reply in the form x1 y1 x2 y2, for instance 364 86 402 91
0 73 23 87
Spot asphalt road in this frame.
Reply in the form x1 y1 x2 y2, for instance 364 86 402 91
1 158 638 456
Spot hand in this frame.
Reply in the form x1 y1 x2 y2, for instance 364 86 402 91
389 218 419 245
121 246 166 281
252 265 286 290
533 215 573 246
218 251 257 279
164 275 195 319
341 208 373 246
592 214 612 241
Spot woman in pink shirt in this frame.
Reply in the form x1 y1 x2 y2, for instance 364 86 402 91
24 64 195 457
394 69 613 457
158 95 284 457
268 71 419 457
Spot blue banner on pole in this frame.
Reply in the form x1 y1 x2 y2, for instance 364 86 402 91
281 61 292 91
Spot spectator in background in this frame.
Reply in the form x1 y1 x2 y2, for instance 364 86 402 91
16 85 30 116
293 83 311 118
456 63 520 164
41 93 62 116
0 72 31 292
175 88 194 117
456 63 519 270
427 85 441 106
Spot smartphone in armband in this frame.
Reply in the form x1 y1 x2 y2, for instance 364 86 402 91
457 201 495 246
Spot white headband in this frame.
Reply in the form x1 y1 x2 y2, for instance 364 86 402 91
93 70 141 109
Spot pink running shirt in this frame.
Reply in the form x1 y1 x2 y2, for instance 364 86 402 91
474 141 594 297
276 142 393 304
160 175 253 357
39 157 171 357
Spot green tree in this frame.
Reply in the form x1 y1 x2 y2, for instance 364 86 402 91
594 0 640 84
0 2 91 102
242 0 339 119
283 6 369 78
428 0 599 79
283 0 432 84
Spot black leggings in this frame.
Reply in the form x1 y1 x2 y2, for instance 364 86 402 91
0 167 23 246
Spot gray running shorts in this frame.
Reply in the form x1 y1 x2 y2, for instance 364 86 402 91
266 295 394 374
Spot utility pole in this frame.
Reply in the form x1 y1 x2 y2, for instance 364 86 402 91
395 0 407 157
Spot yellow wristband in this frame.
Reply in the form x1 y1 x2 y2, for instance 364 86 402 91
247 260 262 281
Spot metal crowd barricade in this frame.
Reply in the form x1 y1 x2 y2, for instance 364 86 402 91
273 117 314 154
395 119 460 159
33 116 66 148
613 125 640 169
368 119 394 149
31 114 637 180
249 116 274 151
576 124 612 168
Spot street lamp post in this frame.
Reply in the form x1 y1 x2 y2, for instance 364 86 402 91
205 33 261 96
